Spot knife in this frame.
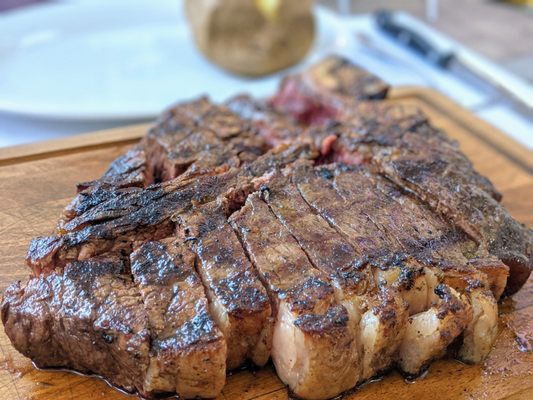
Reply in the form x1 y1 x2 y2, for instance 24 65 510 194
375 10 533 114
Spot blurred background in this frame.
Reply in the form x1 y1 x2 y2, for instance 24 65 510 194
0 0 531 148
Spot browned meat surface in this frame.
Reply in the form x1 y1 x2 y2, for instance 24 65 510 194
60 146 149 227
290 163 491 366
2 57 531 400
27 139 318 276
143 97 267 182
177 202 272 369
261 173 407 381
131 239 226 397
27 171 239 275
2 247 227 399
77 146 149 192
1 257 151 393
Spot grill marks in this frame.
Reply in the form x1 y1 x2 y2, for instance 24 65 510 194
61 146 149 227
272 56 530 294
4 243 228 399
271 62 530 294
292 164 393 259
20 120 319 395
259 173 406 382
27 169 247 275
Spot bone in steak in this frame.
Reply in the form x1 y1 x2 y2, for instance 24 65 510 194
2 56 531 400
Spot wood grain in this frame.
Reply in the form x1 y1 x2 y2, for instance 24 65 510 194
0 87 532 400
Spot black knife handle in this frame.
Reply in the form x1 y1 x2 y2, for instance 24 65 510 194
375 10 455 68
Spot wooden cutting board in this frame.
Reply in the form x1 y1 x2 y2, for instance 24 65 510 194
0 87 531 400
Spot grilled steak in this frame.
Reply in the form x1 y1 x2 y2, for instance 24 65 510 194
2 56 531 400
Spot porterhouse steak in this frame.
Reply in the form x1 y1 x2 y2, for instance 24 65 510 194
2 56 531 400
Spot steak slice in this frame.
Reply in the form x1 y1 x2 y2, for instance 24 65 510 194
365 168 510 300
27 170 240 274
230 192 358 399
378 151 532 294
292 163 397 259
337 105 529 293
331 164 475 260
131 240 226 398
28 140 318 275
177 202 272 369
340 101 502 201
1 257 151 393
2 246 227 399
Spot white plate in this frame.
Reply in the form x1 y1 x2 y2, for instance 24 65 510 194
0 0 338 121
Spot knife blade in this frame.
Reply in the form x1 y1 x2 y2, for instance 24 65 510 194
375 10 533 114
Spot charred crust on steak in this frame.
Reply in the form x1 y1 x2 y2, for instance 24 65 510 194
294 305 350 333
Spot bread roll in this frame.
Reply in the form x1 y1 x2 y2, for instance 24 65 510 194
185 0 315 76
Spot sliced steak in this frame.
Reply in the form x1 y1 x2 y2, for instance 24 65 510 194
292 163 493 366
292 163 397 259
328 165 503 364
28 140 318 275
1 257 150 393
177 202 272 369
4 56 532 400
330 164 473 260
3 246 227 399
337 105 529 293
230 192 358 399
131 239 226 398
